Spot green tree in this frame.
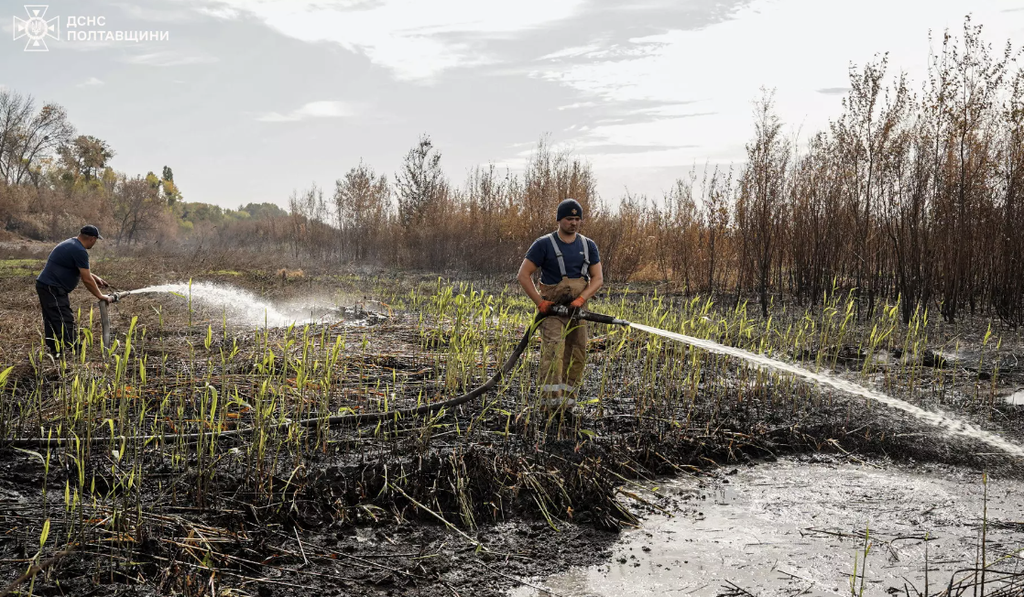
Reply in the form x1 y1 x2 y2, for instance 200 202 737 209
239 202 288 220
57 135 114 182
159 166 182 205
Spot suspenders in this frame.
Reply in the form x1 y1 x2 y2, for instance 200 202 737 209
547 232 590 281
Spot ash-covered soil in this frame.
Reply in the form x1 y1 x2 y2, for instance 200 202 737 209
3 262 1024 597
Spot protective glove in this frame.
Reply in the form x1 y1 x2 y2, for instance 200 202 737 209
537 300 556 315
569 296 587 309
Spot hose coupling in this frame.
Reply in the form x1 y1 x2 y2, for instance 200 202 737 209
547 304 630 326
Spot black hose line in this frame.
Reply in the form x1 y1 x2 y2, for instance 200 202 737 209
7 306 629 449
5 318 543 449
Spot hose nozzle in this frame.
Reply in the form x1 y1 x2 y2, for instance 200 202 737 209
99 291 130 347
547 304 630 326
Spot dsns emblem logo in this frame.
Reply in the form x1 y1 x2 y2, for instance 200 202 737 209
13 5 59 52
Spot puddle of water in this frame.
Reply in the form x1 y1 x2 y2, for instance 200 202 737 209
510 460 1024 597
1006 389 1024 406
933 349 960 362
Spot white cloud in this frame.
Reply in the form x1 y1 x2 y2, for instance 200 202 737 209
533 0 1024 169
255 100 357 122
196 6 241 20
122 51 219 66
539 43 604 61
76 77 105 87
207 0 586 80
113 4 204 23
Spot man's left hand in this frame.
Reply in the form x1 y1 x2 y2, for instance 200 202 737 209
569 296 587 309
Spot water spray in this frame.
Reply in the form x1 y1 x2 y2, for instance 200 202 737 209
15 293 1024 460
542 305 1024 458
14 303 624 448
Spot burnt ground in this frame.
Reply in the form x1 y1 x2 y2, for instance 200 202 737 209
3 252 1024 597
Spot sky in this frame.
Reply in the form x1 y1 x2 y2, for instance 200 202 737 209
2 0 1024 210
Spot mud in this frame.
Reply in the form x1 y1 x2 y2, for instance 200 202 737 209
511 457 1024 596
5 266 1024 597
0 431 624 597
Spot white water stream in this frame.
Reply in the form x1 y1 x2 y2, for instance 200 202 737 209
118 285 1024 458
129 282 334 328
629 323 1024 459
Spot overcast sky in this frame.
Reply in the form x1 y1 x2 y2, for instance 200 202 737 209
3 0 1024 210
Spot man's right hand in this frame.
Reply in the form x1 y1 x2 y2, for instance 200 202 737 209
537 300 555 315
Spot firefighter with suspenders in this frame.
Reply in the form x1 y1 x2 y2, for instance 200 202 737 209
516 199 604 415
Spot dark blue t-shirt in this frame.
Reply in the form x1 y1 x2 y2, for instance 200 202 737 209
37 238 90 292
525 233 600 285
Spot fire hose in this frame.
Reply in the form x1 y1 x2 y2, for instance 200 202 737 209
98 291 130 346
8 303 629 448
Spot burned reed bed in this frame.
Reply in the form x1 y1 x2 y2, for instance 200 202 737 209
2 273 1024 596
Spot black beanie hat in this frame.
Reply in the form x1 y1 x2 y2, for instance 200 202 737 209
556 198 583 221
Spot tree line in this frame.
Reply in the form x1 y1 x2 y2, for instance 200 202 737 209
0 90 284 247
3 19 1024 325
287 20 1024 325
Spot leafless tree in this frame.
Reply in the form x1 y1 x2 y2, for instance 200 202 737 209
0 90 74 186
112 175 164 245
335 162 391 261
739 89 789 317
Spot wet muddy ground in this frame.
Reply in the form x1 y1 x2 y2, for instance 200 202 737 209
511 457 1024 596
4 261 1024 596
